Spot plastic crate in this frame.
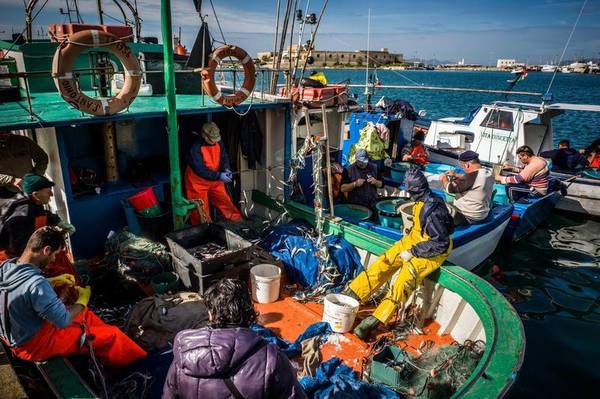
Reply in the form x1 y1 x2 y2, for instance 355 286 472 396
279 85 348 108
48 24 134 42
369 346 414 388
166 224 253 292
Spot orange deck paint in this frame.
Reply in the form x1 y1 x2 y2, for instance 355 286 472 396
255 295 455 372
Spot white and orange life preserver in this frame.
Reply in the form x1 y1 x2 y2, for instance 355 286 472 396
200 45 256 107
52 30 141 116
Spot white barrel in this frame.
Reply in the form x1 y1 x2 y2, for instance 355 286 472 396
250 264 281 304
322 293 360 333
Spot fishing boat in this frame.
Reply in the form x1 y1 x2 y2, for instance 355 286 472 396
421 100 600 217
0 1 527 397
541 64 558 73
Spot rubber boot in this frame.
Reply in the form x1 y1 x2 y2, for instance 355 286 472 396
353 315 380 340
341 287 360 302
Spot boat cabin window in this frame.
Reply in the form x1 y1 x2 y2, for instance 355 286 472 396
480 110 513 130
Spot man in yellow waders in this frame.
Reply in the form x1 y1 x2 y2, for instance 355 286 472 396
345 167 454 340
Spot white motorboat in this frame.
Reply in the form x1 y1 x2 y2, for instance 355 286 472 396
422 101 600 216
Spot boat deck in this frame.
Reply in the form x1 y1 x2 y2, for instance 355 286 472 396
255 294 455 373
0 92 286 130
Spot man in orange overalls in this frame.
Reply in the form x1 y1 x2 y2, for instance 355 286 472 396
185 122 242 224
0 226 146 367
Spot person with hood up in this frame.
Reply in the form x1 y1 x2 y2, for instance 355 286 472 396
163 278 306 399
340 149 383 209
344 168 454 340
0 173 75 263
0 226 147 367
185 122 242 224
401 130 429 166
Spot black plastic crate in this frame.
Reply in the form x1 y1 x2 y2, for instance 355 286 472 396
166 224 253 292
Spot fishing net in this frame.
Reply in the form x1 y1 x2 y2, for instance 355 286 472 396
369 340 485 398
104 230 171 283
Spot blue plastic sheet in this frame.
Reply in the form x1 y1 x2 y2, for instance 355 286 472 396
266 229 363 288
300 358 401 399
250 322 332 358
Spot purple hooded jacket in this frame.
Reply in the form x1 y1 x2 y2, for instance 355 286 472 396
163 327 307 399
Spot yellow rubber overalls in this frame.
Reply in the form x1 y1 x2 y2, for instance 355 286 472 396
349 201 452 324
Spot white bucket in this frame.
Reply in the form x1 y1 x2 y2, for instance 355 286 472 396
398 202 415 234
322 293 360 333
250 264 281 304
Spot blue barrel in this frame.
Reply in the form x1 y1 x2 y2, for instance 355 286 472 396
375 199 406 229
333 204 373 222
389 162 412 183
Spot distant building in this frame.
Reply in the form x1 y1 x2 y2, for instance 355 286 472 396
497 59 516 69
257 46 403 68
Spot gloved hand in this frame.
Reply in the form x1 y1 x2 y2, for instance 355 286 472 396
57 220 76 234
75 285 92 307
219 172 232 183
47 273 76 287
400 250 413 262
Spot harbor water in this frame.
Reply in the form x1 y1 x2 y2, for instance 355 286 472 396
318 69 600 396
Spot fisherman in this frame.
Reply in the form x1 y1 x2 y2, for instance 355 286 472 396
401 130 429 166
585 139 600 168
440 150 494 225
0 173 75 264
0 131 49 206
539 139 588 174
0 226 147 367
344 168 453 340
496 145 549 201
340 149 383 209
163 278 306 399
185 122 242 224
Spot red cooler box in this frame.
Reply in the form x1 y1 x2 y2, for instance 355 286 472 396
279 84 348 108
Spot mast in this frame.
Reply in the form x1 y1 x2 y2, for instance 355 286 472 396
364 8 371 109
96 0 104 24
161 0 192 228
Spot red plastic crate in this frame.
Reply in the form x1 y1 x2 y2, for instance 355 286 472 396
48 24 134 42
279 84 348 108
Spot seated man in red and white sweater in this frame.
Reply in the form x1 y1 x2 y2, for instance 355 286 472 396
496 145 549 201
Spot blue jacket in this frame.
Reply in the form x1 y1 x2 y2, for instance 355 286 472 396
187 138 231 181
0 259 70 346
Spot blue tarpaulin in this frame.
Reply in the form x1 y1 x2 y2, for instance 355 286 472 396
250 322 332 358
300 357 401 399
264 225 363 288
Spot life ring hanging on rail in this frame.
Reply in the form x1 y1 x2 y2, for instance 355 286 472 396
200 45 256 107
52 30 141 116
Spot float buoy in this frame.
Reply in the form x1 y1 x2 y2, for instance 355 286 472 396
52 30 141 116
200 45 256 107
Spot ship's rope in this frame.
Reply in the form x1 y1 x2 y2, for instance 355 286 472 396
545 0 588 97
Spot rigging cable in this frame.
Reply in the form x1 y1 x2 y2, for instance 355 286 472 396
209 0 227 45
1 0 50 61
545 0 587 96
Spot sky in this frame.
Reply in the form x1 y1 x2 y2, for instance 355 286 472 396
1 0 599 65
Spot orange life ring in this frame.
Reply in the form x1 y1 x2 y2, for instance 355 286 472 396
200 45 256 107
52 30 141 116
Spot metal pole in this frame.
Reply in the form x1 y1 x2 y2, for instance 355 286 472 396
321 104 334 216
161 0 191 228
96 0 104 24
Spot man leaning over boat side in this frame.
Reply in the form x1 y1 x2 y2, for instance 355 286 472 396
496 145 549 202
343 168 454 340
0 226 147 367
0 131 49 207
439 150 494 225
